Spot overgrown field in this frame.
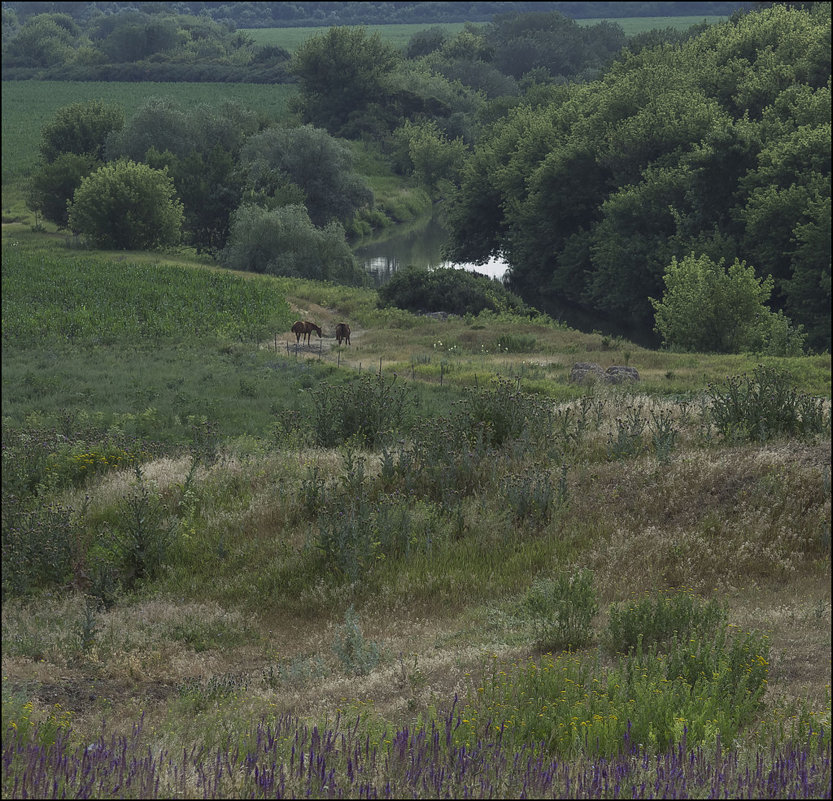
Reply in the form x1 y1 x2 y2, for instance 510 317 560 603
2 229 831 798
0 81 297 184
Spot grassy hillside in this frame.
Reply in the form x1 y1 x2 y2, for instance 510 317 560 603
2 225 830 796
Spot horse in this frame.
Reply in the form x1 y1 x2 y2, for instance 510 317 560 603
291 320 322 344
334 322 351 346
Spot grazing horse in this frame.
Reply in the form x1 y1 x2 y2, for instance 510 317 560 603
335 322 351 346
291 320 322 344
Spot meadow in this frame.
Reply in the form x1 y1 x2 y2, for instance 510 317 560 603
240 16 728 52
1 222 831 798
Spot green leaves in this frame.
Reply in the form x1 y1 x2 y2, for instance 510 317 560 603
68 159 183 251
650 252 806 355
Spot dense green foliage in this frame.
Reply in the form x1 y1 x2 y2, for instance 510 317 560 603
651 253 806 354
444 4 832 351
1 7 292 82
239 124 373 226
377 266 532 316
67 160 184 250
38 99 124 163
219 203 367 284
4 4 830 351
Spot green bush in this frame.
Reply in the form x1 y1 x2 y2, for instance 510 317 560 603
603 589 728 655
310 373 414 448
457 624 769 757
377 266 533 316
220 203 367 286
68 159 183 250
651 253 806 355
332 606 380 676
521 568 598 651
707 364 829 442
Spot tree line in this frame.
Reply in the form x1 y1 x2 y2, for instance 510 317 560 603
20 4 831 352
3 2 751 30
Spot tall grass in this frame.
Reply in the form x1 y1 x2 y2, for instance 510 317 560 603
1 230 830 799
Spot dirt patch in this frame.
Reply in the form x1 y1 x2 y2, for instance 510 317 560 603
11 677 177 716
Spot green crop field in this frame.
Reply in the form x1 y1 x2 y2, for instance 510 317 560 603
1 81 297 183
241 16 727 52
241 22 470 51
575 14 727 34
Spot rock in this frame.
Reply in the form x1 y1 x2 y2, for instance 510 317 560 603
570 362 606 384
604 365 640 384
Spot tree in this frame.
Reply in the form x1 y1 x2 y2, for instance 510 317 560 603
290 26 399 136
68 160 183 250
239 125 372 227
3 12 79 67
393 120 467 198
650 253 805 354
39 100 124 163
27 152 98 228
219 204 367 286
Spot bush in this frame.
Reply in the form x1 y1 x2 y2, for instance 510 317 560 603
220 204 367 285
67 159 183 250
603 589 728 655
521 569 598 651
310 373 414 448
651 253 805 355
38 100 124 163
378 266 532 316
331 606 380 676
706 364 829 442
26 152 99 228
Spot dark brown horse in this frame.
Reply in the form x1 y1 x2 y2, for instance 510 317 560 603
334 322 351 346
291 320 322 344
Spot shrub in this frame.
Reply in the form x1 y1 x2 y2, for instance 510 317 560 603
220 203 367 285
26 152 99 228
603 589 728 655
521 569 598 651
38 100 124 163
67 159 183 250
108 465 176 588
310 373 414 448
332 606 380 676
651 252 805 355
706 364 829 442
377 265 532 316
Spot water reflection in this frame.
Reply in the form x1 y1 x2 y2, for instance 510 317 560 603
353 215 508 286
353 214 658 346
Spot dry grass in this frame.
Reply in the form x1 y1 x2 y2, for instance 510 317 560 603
3 288 831 759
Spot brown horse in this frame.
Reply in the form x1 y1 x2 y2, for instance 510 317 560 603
334 322 351 346
291 320 322 344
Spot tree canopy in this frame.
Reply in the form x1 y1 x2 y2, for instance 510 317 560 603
444 4 831 350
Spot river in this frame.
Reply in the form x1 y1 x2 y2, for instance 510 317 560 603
352 214 507 285
352 214 658 346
